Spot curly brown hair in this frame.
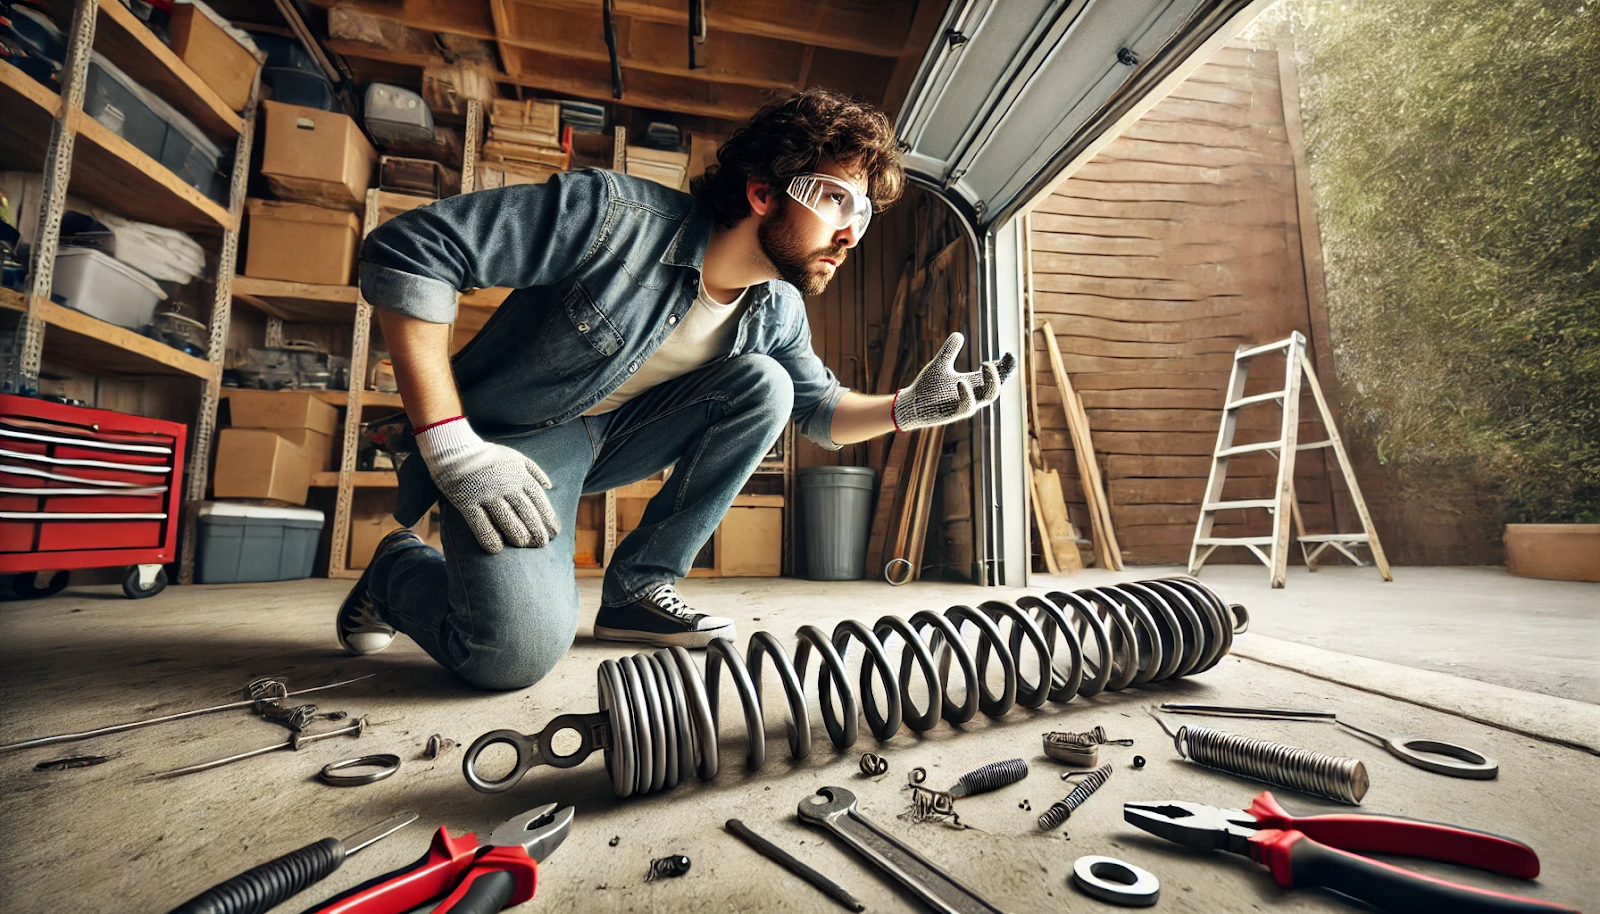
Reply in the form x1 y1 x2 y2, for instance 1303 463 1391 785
693 89 905 228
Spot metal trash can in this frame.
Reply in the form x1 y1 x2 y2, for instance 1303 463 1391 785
798 466 876 580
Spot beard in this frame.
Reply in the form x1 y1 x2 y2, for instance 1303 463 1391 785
756 196 846 296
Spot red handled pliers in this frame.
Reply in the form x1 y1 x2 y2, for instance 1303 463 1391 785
1124 792 1579 913
307 804 573 914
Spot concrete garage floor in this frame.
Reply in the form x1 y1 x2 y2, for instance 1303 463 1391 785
0 565 1595 913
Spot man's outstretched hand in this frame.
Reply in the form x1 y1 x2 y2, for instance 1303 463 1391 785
416 418 560 554
892 332 1015 431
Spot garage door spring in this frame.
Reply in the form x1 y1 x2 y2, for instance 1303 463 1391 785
462 577 1246 799
1153 715 1370 805
1038 763 1113 831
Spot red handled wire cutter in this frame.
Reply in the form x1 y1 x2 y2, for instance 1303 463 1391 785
306 803 573 914
1124 792 1578 913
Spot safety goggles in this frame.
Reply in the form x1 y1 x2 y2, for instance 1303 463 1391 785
785 173 873 235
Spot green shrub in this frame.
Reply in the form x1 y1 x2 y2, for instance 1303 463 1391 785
1256 0 1599 522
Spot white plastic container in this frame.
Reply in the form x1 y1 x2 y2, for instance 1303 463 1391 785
51 246 166 330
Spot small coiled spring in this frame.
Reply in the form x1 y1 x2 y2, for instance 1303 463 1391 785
1175 725 1369 805
464 577 1245 799
949 758 1028 798
859 752 889 777
1043 726 1134 766
1038 763 1113 830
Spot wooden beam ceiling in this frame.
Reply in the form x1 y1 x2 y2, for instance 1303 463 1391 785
312 0 939 121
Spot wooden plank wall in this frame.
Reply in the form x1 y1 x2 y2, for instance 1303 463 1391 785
1029 41 1340 566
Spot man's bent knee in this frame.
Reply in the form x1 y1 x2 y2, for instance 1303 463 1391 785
452 611 578 691
727 353 794 416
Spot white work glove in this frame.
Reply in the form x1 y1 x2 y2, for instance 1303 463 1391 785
892 332 1016 431
416 418 559 554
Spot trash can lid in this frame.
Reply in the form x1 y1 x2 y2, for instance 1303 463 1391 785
796 466 876 478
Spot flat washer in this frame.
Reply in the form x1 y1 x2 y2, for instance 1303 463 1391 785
884 557 914 586
318 753 400 786
1071 855 1159 907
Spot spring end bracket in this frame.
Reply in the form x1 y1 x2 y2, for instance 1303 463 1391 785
463 711 611 793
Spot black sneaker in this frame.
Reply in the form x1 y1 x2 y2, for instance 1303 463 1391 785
336 528 423 655
593 583 736 648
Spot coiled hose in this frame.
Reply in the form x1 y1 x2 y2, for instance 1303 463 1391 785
463 577 1247 799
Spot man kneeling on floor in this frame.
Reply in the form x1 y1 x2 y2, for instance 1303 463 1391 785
336 89 1015 690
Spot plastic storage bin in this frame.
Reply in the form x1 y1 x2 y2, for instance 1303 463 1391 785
265 66 336 111
160 117 227 203
195 503 324 583
248 32 320 73
798 466 876 580
51 246 165 330
85 59 169 161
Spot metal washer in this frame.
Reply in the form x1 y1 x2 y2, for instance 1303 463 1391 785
1071 855 1159 907
319 753 401 786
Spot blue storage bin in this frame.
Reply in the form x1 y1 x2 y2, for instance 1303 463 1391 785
196 503 325 584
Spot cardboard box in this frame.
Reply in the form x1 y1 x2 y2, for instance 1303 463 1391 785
223 389 339 436
168 5 260 112
716 506 782 576
275 427 334 472
260 100 377 210
244 199 361 285
573 528 600 567
349 512 431 569
213 429 313 505
373 189 432 228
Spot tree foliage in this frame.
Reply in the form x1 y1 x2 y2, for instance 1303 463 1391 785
1259 0 1600 522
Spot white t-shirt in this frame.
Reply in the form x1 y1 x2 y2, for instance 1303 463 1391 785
582 279 749 416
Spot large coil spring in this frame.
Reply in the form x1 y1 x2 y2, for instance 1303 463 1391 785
1176 725 1369 805
1038 763 1113 830
464 577 1246 799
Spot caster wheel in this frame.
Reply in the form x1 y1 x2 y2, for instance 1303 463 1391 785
13 571 69 599
122 565 168 599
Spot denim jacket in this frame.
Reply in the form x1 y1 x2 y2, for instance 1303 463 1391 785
359 169 847 449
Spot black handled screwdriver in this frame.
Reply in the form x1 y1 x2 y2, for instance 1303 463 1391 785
166 811 417 914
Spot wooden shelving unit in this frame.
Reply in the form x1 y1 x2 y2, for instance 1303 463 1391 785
312 389 402 409
69 112 235 232
3 0 259 584
0 62 231 233
43 0 242 140
232 277 361 323
1 294 215 379
0 62 59 169
312 471 397 488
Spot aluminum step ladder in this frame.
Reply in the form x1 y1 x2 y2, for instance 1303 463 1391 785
1188 331 1391 588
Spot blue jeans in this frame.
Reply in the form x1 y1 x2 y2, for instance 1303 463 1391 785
367 354 793 689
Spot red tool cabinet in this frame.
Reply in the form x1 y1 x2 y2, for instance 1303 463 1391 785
0 393 187 599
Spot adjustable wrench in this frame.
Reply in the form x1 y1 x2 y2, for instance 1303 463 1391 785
796 786 1006 914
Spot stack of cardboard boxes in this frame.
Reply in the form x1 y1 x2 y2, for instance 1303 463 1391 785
213 390 338 506
243 100 377 285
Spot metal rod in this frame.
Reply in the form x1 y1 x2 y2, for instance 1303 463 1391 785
146 717 368 780
0 674 378 753
726 818 864 912
1158 702 1336 721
